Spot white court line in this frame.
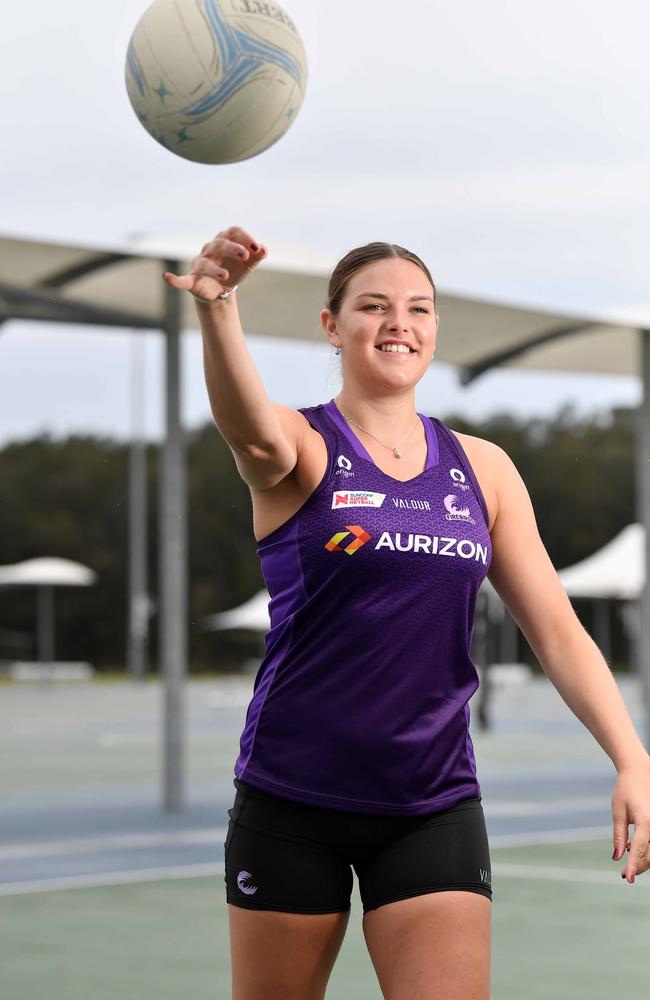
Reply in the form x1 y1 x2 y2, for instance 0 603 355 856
0 828 228 861
490 825 612 848
0 856 627 897
484 796 607 817
0 863 224 896
493 863 623 886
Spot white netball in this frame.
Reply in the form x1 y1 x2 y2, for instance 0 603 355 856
125 0 308 164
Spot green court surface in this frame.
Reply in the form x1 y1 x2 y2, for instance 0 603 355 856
1 675 646 998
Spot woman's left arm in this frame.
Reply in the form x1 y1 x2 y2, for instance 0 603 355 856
485 442 650 885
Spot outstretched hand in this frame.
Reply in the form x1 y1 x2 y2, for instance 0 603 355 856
612 761 650 883
162 225 267 303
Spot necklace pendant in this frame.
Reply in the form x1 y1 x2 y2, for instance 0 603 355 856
393 447 401 458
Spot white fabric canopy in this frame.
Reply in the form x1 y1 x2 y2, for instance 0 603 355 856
555 523 642 600
481 523 643 608
203 589 270 632
0 230 646 376
0 557 96 587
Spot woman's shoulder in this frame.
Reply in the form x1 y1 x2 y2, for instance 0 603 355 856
447 426 498 455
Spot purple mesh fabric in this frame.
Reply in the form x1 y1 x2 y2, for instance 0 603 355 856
234 399 492 815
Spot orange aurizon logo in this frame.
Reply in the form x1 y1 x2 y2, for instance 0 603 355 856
324 525 372 555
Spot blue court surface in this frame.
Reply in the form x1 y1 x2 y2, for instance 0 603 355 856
1 672 647 999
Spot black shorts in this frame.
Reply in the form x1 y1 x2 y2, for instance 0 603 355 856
224 778 492 914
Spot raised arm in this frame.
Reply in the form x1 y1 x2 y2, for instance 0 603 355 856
163 226 309 490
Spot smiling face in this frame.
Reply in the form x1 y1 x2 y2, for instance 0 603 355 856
320 256 439 395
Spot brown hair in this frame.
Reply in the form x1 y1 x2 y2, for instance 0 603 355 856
325 242 436 315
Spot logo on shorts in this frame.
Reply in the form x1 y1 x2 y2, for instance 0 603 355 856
479 868 491 887
331 490 385 508
324 525 372 554
237 870 259 895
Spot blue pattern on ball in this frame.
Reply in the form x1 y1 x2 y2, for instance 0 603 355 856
186 0 302 117
126 39 145 97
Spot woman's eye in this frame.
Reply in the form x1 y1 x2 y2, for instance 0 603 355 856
362 304 429 313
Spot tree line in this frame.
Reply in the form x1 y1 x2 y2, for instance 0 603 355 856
0 402 638 673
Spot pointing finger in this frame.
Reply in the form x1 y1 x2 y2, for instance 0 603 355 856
163 272 193 290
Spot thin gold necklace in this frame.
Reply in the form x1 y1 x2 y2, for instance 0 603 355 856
339 409 421 459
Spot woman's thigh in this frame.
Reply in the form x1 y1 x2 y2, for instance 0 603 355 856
355 796 492 999
228 905 350 1000
362 891 491 1000
224 780 354 998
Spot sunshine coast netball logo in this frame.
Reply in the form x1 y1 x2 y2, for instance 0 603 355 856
237 870 259 895
449 467 470 491
444 494 475 524
324 525 372 554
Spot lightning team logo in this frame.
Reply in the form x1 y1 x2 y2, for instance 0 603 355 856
324 525 372 554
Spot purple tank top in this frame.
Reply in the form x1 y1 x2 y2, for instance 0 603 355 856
234 399 492 815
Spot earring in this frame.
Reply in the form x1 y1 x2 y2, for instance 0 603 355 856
335 346 341 355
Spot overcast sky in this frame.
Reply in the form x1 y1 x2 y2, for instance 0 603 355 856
2 0 648 444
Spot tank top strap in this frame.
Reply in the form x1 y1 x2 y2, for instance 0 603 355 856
297 402 343 482
298 402 333 438
298 402 351 465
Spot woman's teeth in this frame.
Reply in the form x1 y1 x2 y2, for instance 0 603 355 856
379 343 412 353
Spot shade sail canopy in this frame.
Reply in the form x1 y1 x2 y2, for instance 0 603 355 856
480 523 642 608
555 523 643 601
0 557 97 587
0 231 646 382
203 589 270 632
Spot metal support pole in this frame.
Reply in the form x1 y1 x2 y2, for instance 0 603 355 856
127 335 149 682
593 598 611 664
159 260 187 813
36 585 55 663
636 331 650 750
501 608 519 662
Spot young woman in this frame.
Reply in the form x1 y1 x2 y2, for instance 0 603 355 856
163 226 650 1000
